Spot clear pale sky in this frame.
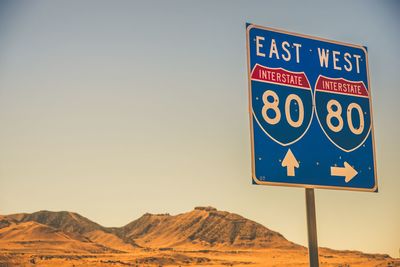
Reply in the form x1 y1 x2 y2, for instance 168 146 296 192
0 0 399 258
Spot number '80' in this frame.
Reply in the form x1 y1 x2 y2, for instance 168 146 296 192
261 90 365 135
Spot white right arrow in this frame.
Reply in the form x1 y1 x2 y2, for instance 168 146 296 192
330 162 358 183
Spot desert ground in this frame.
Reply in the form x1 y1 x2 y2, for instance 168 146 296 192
1 247 398 266
0 207 398 266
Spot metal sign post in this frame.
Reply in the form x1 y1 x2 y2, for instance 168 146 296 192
305 188 319 267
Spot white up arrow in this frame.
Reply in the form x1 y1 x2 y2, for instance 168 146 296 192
282 149 299 176
330 162 358 183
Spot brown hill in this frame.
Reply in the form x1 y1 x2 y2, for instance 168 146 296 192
0 221 73 242
117 206 298 249
2 211 137 252
0 220 120 254
7 210 105 236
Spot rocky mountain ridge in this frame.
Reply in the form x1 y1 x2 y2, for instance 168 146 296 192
0 206 296 252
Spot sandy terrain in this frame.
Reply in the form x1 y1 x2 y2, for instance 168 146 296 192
0 248 398 266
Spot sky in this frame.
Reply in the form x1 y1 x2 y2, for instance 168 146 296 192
0 0 399 258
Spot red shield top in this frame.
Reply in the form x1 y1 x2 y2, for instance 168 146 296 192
315 76 368 98
251 64 310 89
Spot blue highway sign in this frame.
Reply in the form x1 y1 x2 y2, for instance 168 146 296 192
246 24 377 191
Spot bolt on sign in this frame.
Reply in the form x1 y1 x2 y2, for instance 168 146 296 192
246 23 377 191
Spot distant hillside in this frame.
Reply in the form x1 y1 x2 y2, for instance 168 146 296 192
0 218 120 254
7 211 105 236
1 211 140 253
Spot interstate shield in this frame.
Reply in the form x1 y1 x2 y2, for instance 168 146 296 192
251 64 313 146
314 75 372 152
